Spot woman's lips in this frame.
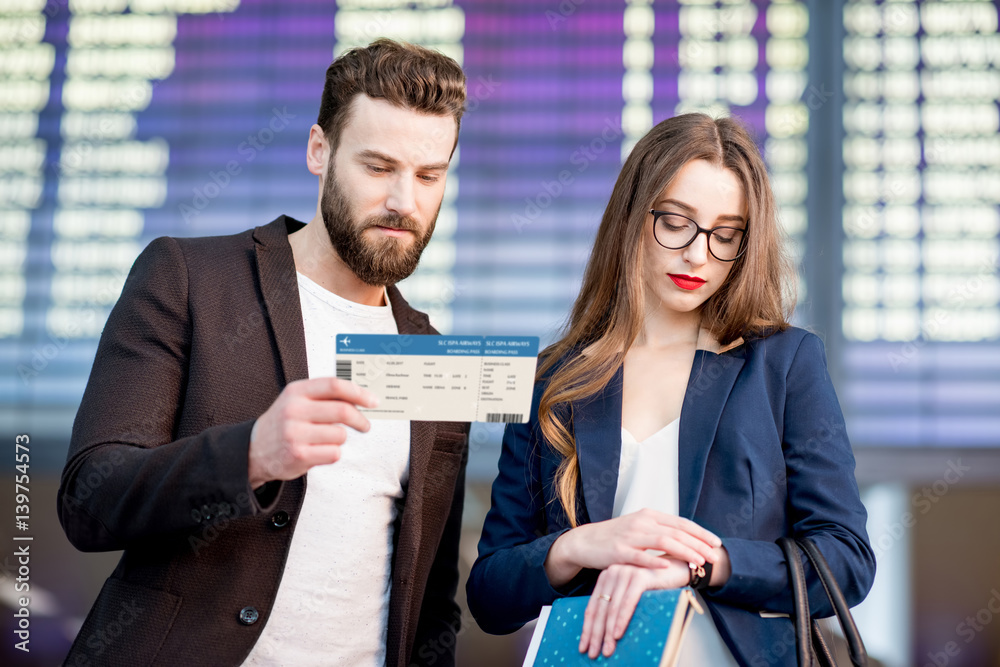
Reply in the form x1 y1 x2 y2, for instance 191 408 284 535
668 274 706 290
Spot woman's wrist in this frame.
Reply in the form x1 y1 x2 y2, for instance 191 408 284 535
707 545 731 587
544 528 585 588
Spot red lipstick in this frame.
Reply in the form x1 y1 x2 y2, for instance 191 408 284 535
668 274 706 290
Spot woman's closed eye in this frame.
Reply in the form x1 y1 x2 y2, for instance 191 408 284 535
713 230 741 244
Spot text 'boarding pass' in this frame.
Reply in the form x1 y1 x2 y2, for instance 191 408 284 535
335 334 539 423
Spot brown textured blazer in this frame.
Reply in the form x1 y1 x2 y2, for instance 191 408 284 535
57 216 470 667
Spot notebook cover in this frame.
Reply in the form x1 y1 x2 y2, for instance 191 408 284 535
529 588 700 666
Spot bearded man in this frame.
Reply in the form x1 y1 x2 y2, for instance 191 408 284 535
57 39 469 667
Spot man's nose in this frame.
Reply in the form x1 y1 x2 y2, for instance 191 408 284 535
386 175 417 218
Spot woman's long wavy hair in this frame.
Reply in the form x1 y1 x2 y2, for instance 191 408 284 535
538 113 796 526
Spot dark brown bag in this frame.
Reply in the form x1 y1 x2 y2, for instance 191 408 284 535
777 537 869 667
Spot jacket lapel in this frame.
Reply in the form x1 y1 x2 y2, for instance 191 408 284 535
572 330 746 524
388 285 432 336
252 216 309 384
677 331 745 519
573 365 624 524
386 286 436 506
385 285 435 667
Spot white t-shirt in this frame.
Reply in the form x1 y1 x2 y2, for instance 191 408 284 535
242 274 410 666
614 422 739 667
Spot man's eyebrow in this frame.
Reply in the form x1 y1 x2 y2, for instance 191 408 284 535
356 149 449 172
655 197 746 224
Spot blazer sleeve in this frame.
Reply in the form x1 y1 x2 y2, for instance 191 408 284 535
57 236 278 553
705 332 876 617
411 425 470 667
466 380 595 635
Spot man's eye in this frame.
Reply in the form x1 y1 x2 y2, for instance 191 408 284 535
367 165 388 174
419 174 440 183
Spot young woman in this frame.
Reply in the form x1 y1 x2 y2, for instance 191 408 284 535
466 114 875 666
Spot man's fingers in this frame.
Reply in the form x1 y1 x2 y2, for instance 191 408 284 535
296 444 343 468
251 378 377 486
298 399 372 433
259 443 343 476
290 377 379 408
294 423 349 446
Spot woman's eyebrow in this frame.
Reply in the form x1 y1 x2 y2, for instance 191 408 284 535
655 198 745 224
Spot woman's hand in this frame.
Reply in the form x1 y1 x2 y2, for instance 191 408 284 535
579 560 690 659
544 508 722 587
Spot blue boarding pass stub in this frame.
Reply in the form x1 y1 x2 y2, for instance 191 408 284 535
334 334 540 423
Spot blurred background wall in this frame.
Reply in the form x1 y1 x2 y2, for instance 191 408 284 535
1 0 999 664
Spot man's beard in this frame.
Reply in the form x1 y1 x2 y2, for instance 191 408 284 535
321 168 438 287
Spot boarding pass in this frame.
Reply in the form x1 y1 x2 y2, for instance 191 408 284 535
335 334 539 423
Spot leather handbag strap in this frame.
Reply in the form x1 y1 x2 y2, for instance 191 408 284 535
778 537 814 666
777 537 869 667
798 538 869 667
812 620 836 667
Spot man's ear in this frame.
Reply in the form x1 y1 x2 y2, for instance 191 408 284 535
307 124 328 176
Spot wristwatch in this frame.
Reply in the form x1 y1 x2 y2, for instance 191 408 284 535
688 561 713 590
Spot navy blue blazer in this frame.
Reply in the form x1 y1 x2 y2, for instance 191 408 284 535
466 327 875 667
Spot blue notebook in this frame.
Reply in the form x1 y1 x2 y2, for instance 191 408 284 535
524 589 703 666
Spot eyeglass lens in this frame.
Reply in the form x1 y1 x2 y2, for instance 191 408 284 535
653 213 744 261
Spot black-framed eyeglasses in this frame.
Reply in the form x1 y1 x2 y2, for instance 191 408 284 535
649 209 748 262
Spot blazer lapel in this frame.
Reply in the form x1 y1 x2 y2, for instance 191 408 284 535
386 286 436 511
386 286 436 500
677 331 746 519
573 365 624 524
385 285 435 667
252 216 309 384
572 330 746 524
387 285 432 336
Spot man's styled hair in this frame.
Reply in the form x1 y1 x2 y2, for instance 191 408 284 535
317 38 467 154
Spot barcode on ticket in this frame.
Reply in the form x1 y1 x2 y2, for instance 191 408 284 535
336 360 352 381
486 413 523 423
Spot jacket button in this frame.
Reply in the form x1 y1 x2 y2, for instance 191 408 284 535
239 606 259 625
271 511 289 528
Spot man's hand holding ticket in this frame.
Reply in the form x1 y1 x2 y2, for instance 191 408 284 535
335 334 539 423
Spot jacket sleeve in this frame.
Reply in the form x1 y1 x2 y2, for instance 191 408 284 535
466 380 595 635
57 236 280 553
705 332 876 617
410 425 470 667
